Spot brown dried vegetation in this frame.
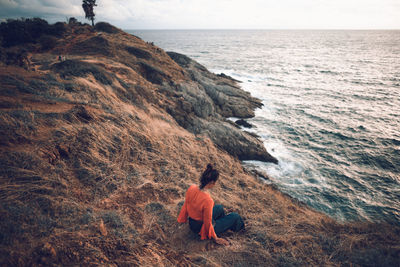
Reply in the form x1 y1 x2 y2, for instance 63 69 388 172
0 21 399 266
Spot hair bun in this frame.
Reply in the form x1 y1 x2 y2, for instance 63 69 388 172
200 163 219 189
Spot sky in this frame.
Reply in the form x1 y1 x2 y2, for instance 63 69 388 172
0 0 399 29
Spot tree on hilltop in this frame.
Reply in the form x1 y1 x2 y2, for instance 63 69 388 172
82 0 97 26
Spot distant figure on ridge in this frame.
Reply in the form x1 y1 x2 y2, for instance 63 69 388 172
178 164 245 246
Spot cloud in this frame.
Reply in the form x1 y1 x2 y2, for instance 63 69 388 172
0 0 399 29
101 0 400 29
0 0 82 21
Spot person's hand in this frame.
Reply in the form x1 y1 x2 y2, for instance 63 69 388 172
214 237 229 246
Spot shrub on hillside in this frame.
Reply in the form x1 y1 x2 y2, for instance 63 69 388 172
126 46 152 60
52 59 113 85
138 62 167 85
48 22 67 37
1 47 36 69
69 35 111 56
68 17 78 25
38 35 58 51
0 74 33 95
0 18 66 48
94 22 120 34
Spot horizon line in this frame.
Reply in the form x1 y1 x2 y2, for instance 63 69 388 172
125 28 400 31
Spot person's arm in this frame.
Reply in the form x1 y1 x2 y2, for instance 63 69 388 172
202 199 229 245
201 199 217 239
177 199 188 223
178 187 191 223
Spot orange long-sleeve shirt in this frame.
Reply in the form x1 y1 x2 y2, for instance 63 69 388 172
177 184 217 240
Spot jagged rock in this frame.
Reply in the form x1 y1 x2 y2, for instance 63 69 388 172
217 72 241 83
236 119 253 128
165 52 277 163
197 119 277 163
167 51 262 118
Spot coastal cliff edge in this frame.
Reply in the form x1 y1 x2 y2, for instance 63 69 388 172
0 20 398 266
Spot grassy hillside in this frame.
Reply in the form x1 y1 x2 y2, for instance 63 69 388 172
0 19 399 266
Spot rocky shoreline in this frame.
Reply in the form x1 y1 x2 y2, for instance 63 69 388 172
164 51 278 163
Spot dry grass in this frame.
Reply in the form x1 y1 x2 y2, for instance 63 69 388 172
1 22 399 267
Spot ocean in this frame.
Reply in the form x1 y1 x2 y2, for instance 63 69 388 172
128 30 400 224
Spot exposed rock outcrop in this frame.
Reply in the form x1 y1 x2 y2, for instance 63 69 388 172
236 119 253 128
199 119 277 163
167 52 262 118
163 51 277 163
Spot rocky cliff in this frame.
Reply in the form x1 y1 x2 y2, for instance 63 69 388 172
0 20 398 266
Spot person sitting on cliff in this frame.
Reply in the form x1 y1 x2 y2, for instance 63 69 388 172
177 164 245 246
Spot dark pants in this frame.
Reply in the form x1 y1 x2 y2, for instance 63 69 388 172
189 204 244 236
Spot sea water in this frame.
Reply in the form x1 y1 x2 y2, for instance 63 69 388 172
129 30 400 224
